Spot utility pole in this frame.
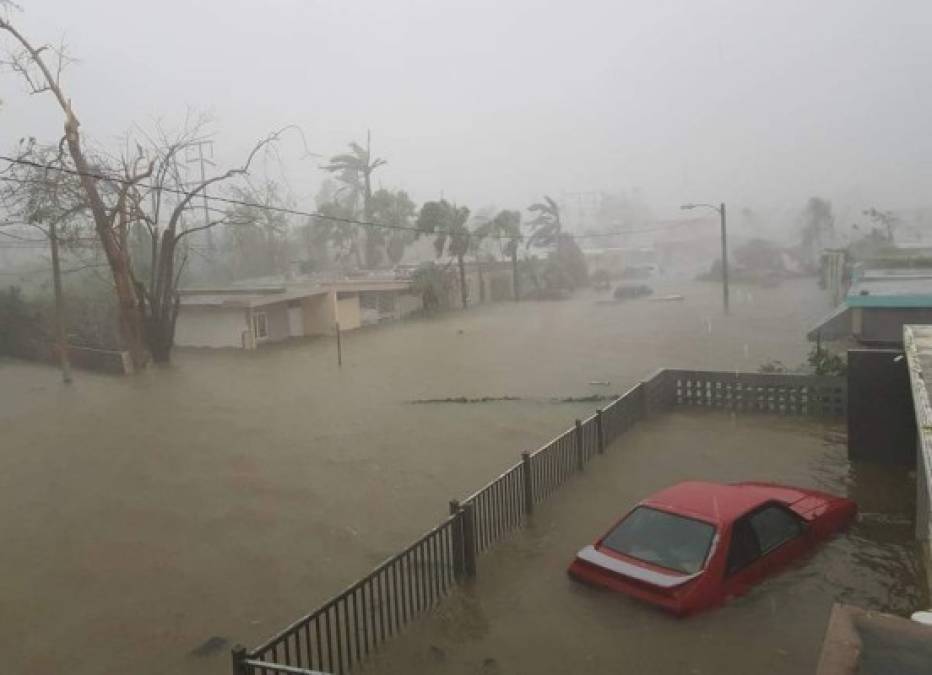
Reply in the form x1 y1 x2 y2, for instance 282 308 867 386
185 140 216 253
719 202 729 315
681 201 729 315
48 220 72 384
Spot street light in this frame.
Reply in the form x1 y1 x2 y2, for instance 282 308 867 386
681 202 729 315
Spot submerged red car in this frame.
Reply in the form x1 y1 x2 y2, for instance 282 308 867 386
568 481 856 616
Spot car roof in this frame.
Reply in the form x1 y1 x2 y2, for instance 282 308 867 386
642 481 810 525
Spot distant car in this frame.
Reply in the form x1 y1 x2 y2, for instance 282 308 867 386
567 481 856 616
613 284 653 300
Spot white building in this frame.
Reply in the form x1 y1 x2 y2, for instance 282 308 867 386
175 279 421 349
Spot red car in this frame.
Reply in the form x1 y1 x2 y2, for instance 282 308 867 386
567 481 857 616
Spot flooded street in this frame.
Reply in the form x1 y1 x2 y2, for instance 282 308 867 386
372 412 926 675
0 279 920 675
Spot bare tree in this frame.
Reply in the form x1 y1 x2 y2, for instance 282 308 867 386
0 13 287 364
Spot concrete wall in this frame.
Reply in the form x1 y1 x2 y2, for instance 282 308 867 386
903 325 932 598
446 263 514 308
336 293 361 330
858 308 932 344
287 303 303 337
175 306 249 348
847 349 916 464
258 303 290 343
397 292 423 317
302 292 336 336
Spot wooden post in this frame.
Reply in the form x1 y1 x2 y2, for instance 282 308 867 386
230 644 248 675
575 419 584 470
449 500 465 582
335 321 342 367
461 502 477 578
521 451 534 515
595 409 605 454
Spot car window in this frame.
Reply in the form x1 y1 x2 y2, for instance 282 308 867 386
726 517 761 576
600 506 716 574
749 504 803 553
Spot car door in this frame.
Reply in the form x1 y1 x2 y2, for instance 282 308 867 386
747 503 807 577
722 516 766 599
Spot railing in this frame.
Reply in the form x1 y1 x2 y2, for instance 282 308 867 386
232 368 845 674
668 370 846 417
237 516 460 675
460 463 525 555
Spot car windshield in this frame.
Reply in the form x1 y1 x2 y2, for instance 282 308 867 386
600 506 716 574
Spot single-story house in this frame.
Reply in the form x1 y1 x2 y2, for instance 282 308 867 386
809 270 932 347
175 279 421 349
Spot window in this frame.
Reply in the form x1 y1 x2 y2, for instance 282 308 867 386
749 505 803 554
726 517 761 576
601 507 716 574
253 312 269 340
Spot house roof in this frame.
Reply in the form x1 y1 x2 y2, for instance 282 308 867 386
807 304 852 341
178 278 414 309
847 270 932 308
178 287 328 309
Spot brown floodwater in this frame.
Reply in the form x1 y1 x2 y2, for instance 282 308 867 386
371 412 927 675
0 278 920 675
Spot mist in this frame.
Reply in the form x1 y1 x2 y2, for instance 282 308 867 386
2 0 931 219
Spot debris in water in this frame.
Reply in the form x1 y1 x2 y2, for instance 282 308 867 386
188 636 229 658
649 294 684 302
407 394 621 404
552 394 620 403
588 381 610 386
408 396 522 404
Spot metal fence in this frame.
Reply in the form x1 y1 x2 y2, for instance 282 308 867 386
232 368 845 674
234 515 461 675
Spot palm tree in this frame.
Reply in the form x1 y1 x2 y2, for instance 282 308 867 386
526 196 562 249
416 199 471 308
370 188 417 265
321 131 387 267
475 210 523 301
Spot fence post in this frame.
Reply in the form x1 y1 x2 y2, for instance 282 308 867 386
230 644 248 675
461 502 477 578
335 321 343 367
595 409 605 454
521 451 534 515
639 380 650 419
575 419 584 470
449 499 465 582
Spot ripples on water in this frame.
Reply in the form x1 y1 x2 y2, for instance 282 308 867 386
784 427 927 615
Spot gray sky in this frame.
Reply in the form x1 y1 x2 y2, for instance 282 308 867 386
2 0 931 224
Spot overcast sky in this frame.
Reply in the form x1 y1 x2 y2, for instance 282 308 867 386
2 0 931 226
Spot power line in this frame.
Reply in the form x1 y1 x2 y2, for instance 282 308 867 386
0 154 709 242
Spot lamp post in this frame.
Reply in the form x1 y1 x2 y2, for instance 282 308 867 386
681 202 729 315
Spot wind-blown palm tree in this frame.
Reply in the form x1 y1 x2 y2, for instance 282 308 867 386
321 132 387 267
416 199 471 308
370 188 417 265
526 195 562 249
475 209 523 301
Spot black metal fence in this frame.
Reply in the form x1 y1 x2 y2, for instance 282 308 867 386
232 369 845 675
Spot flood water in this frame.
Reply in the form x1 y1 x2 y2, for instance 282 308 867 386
372 412 927 675
0 278 921 675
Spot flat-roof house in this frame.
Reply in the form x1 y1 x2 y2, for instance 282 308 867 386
175 279 420 349
809 269 932 346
